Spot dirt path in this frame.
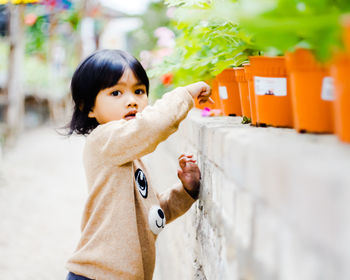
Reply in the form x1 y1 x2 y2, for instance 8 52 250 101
0 125 86 280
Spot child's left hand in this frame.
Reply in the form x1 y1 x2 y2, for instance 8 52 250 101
177 154 201 199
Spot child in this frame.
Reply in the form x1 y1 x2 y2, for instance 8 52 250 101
65 49 212 280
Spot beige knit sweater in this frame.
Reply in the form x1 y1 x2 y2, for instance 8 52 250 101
66 87 197 280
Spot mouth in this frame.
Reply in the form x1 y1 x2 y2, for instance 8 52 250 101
156 219 164 229
124 110 137 119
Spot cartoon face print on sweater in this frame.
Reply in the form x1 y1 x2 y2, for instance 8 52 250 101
135 168 148 198
148 205 166 235
134 168 166 235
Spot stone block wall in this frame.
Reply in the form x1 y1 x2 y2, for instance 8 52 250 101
146 109 350 280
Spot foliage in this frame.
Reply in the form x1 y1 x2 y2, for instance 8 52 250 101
164 0 210 8
150 0 350 88
60 8 80 31
127 1 170 57
149 0 259 87
25 3 81 58
25 13 49 56
21 3 82 99
241 116 251 124
236 0 350 61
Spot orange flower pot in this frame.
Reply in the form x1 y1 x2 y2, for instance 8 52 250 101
216 69 242 116
244 64 258 125
249 56 293 128
194 94 211 109
331 53 350 143
210 78 224 110
285 49 334 133
194 79 222 110
194 97 206 109
234 67 251 119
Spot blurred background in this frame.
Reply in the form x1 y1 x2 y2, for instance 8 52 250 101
1 1 350 279
0 1 176 279
0 0 175 147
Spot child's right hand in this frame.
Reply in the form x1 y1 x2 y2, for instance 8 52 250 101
185 82 214 104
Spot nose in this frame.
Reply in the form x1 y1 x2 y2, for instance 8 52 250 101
126 92 138 108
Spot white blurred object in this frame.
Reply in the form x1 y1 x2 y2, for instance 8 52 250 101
239 0 277 16
154 26 175 48
99 0 153 15
166 7 176 19
81 17 97 58
139 50 152 69
99 17 142 50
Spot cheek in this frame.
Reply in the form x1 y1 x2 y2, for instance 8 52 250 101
105 105 124 121
139 96 149 111
95 98 123 122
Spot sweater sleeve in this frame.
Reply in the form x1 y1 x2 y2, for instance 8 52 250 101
87 87 194 166
157 182 198 224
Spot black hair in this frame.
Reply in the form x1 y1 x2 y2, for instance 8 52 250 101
63 49 149 136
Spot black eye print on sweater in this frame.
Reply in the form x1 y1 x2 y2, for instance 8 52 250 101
135 168 148 198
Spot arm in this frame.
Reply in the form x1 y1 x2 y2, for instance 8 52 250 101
88 81 212 166
88 87 194 166
157 153 201 224
157 182 198 224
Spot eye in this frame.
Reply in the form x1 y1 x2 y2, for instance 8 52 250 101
135 89 145 95
111 90 121 96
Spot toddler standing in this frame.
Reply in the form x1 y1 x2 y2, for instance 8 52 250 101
65 49 212 280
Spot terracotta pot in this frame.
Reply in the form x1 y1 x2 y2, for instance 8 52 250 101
194 78 222 110
249 56 293 127
234 67 251 119
194 93 208 109
244 64 258 125
210 78 223 110
216 69 242 116
285 49 334 133
331 53 350 143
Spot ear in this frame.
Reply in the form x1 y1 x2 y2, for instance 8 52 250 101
88 109 95 118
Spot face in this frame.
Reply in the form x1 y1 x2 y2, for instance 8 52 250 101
88 67 148 124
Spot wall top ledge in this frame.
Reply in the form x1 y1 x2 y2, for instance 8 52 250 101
187 109 350 163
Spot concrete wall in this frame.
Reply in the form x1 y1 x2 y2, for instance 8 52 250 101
146 109 350 280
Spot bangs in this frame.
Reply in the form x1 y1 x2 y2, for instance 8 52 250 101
96 61 125 91
86 49 149 93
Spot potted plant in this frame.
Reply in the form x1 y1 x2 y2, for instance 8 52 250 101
235 0 350 131
249 55 293 128
285 49 334 133
331 15 350 143
331 53 350 143
233 67 251 120
194 78 222 111
215 68 241 116
150 0 259 115
243 64 258 125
